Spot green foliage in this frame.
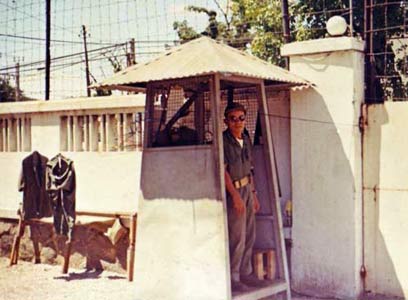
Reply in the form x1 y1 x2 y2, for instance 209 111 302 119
174 0 408 101
230 0 285 64
173 20 201 43
0 77 19 102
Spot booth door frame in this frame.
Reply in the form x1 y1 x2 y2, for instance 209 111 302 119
214 74 291 300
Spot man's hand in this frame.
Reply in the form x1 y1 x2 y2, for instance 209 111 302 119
231 192 245 215
253 193 260 213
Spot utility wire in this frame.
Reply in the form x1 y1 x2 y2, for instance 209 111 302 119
0 33 179 45
0 43 127 72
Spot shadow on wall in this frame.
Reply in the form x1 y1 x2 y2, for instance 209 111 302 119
140 147 219 201
363 104 405 299
0 219 129 275
290 84 360 298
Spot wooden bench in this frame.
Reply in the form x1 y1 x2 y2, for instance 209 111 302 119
253 248 276 280
9 209 137 281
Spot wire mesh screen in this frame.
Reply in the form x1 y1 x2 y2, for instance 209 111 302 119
147 78 262 148
148 77 212 147
219 87 259 144
365 1 408 102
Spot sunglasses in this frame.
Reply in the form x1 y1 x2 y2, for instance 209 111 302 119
228 115 246 123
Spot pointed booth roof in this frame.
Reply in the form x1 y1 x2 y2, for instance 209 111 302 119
92 36 309 90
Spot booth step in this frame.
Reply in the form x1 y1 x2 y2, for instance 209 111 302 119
256 214 274 221
232 279 288 300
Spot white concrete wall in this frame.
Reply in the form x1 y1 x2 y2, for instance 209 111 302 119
135 147 229 300
364 103 408 298
282 37 365 299
0 95 144 216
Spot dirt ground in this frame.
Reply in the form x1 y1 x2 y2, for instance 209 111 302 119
0 256 137 300
0 256 326 300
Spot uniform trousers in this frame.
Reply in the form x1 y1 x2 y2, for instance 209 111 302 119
227 184 256 282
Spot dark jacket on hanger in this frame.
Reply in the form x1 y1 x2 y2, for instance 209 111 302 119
46 154 76 240
19 151 52 219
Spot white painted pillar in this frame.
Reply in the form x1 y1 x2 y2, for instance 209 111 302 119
83 115 89 151
99 115 106 152
67 116 73 152
17 118 22 152
89 115 99 152
24 117 31 152
0 119 3 151
281 37 365 299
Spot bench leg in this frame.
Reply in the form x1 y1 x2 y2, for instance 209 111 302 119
9 219 25 266
62 241 72 274
127 215 137 282
29 224 41 264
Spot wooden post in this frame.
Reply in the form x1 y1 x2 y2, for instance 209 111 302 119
253 252 265 280
266 249 277 280
45 0 51 100
209 74 232 296
81 25 91 97
31 225 41 264
127 214 137 281
15 63 21 101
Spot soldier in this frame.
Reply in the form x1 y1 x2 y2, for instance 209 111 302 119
223 102 267 292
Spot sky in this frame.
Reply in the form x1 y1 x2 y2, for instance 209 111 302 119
0 0 230 100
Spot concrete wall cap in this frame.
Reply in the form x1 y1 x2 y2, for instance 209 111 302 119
0 94 145 115
281 37 365 57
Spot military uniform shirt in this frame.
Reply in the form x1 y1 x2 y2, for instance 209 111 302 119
223 129 253 181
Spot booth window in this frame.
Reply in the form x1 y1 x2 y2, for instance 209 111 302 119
148 81 213 147
60 112 143 152
146 79 262 148
0 116 31 152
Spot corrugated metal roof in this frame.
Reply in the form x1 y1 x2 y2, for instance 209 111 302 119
93 36 309 89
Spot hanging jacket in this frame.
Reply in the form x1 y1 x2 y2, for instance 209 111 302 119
19 151 52 219
46 154 76 240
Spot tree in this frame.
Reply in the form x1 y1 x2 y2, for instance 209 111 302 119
0 77 21 102
173 5 230 43
173 1 288 66
174 0 408 102
230 0 285 65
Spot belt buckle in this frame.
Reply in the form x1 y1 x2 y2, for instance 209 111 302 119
234 176 247 189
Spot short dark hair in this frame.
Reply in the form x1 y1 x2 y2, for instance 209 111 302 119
224 102 247 118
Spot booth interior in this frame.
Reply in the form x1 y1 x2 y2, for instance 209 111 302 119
140 75 290 300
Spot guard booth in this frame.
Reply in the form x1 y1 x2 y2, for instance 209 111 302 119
94 37 308 300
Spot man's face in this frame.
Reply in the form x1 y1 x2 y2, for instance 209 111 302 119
225 109 246 136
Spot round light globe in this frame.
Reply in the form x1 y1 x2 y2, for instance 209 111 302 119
326 16 348 36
